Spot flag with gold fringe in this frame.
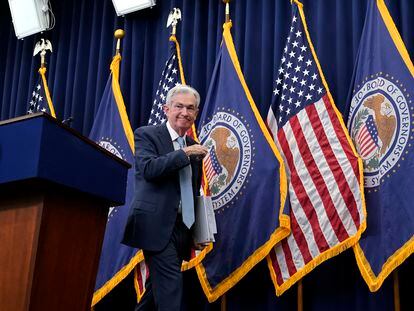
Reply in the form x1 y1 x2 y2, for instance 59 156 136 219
346 0 414 292
266 0 366 296
195 20 290 302
89 54 143 306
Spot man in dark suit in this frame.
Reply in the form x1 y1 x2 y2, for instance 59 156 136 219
123 85 208 311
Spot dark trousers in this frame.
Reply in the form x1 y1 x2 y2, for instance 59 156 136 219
135 217 191 311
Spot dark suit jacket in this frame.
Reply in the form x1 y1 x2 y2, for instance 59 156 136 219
122 123 202 253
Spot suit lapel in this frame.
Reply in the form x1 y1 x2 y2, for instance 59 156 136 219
156 123 174 155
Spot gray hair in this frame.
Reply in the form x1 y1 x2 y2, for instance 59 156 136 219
165 84 200 108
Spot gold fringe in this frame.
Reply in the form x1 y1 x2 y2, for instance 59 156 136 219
91 250 144 306
181 244 213 271
170 35 186 85
110 54 135 152
38 67 56 118
197 221 290 303
353 236 414 292
377 0 414 77
268 222 365 296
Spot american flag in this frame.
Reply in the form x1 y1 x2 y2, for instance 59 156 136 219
27 68 55 117
356 115 379 158
204 147 222 181
148 38 182 125
135 35 184 302
266 2 365 295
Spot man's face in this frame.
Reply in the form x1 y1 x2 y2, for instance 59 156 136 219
164 92 198 135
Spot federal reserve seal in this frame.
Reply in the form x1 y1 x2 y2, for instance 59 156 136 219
199 110 253 211
99 139 124 159
347 75 413 188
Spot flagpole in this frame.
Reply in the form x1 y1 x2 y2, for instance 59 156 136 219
40 45 47 69
168 8 180 36
33 38 52 69
32 39 56 117
114 29 125 56
297 280 303 311
220 293 227 311
167 8 184 84
223 0 231 23
393 270 400 311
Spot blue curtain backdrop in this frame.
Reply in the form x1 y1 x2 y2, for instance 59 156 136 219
0 0 413 310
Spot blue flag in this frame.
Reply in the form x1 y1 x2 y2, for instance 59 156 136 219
196 21 290 302
346 0 414 292
89 55 142 306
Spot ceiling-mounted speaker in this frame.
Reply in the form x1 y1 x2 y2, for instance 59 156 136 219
8 0 52 39
112 0 156 16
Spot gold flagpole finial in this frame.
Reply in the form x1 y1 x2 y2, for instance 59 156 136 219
167 8 182 36
33 39 53 68
223 0 231 23
114 29 125 55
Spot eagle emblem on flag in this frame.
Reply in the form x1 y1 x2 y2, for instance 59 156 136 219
199 109 253 211
351 94 397 164
348 75 410 189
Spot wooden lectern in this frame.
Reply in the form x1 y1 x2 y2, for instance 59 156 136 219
0 113 130 311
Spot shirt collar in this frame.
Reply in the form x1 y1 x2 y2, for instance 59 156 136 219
166 121 186 142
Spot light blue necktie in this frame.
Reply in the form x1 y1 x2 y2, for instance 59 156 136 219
177 136 195 228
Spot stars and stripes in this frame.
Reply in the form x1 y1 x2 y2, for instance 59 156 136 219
204 147 222 181
268 14 324 130
266 1 365 295
148 41 182 125
135 35 185 302
356 115 379 159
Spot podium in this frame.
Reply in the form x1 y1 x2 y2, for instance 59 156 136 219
0 113 130 311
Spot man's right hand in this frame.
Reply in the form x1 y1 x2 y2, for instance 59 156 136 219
183 145 208 159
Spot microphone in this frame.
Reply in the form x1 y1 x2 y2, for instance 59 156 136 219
62 116 74 126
